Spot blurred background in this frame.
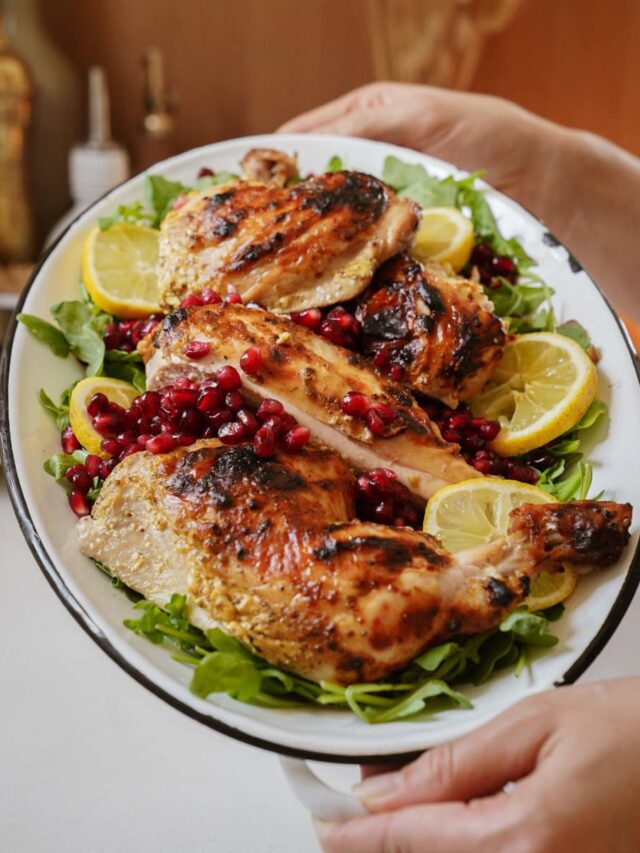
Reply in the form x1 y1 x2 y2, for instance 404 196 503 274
1 0 638 306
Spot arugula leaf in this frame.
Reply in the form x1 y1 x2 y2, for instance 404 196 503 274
196 171 239 189
144 175 189 227
50 300 110 376
103 349 146 391
191 653 263 702
499 608 559 646
98 201 154 231
556 319 593 353
43 450 88 482
39 383 76 431
17 314 70 358
326 155 344 172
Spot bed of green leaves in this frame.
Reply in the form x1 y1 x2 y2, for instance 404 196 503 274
17 154 609 723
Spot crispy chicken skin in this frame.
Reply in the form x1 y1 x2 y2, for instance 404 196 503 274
157 171 419 313
144 302 478 499
356 254 507 407
77 441 632 685
240 148 298 187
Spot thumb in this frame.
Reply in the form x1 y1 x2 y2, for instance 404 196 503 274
354 693 555 812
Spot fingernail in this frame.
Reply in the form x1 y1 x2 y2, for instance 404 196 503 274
313 818 336 844
352 770 403 806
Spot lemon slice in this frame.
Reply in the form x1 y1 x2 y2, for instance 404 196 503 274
424 477 578 609
82 223 161 318
411 207 474 272
423 476 554 553
69 377 139 457
471 332 597 457
526 568 578 611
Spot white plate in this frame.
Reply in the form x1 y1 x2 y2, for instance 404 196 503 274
2 134 640 763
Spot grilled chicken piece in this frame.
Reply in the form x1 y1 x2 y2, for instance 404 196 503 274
157 171 419 313
240 147 298 187
356 254 507 407
77 440 632 685
144 302 478 500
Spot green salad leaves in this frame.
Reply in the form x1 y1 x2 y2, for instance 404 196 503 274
120 588 561 724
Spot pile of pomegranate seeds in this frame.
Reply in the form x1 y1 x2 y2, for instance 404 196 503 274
466 243 518 287
355 467 419 528
341 391 396 437
421 398 538 484
103 315 163 352
62 371 314 517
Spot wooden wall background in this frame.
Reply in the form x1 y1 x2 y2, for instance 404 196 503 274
42 0 640 170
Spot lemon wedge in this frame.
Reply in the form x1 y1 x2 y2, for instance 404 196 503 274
411 207 474 272
471 332 597 457
82 223 161 318
423 477 578 609
69 377 139 457
423 477 554 553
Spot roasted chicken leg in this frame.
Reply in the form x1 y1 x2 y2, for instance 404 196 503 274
77 440 632 686
157 171 419 313
144 302 478 499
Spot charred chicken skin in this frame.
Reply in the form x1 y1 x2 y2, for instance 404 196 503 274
77 440 632 685
144 302 478 500
356 254 507 407
157 171 419 313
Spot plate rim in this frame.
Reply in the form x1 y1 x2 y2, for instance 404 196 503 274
2 132 640 763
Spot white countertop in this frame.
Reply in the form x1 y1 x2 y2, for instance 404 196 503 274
1 472 638 852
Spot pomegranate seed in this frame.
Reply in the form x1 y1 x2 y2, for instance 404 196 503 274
253 426 276 458
529 451 555 470
257 399 284 420
218 422 246 445
137 434 152 447
224 291 243 304
136 392 161 420
107 402 126 417
442 429 461 444
198 167 214 178
104 332 122 349
116 430 137 448
201 287 222 305
505 463 538 484
449 412 471 430
369 468 397 494
389 365 404 382
366 409 385 437
284 426 310 451
279 414 298 433
197 387 225 412
207 410 233 431
403 506 419 526
177 409 203 433
85 454 101 478
160 417 178 433
149 416 163 435
369 403 396 424
240 346 263 375
319 320 345 347
372 349 391 370
69 490 91 517
183 340 211 360
491 255 517 282
120 444 142 459
65 464 86 483
172 432 198 447
374 500 394 523
169 388 199 410
342 391 370 417
146 434 178 454
99 458 117 479
472 458 494 475
61 426 80 454
92 413 122 437
172 193 187 211
101 438 123 457
180 293 205 308
479 420 500 440
225 390 245 412
261 415 286 438
236 409 259 437
216 365 241 391
87 393 109 417
291 308 322 331
135 417 151 434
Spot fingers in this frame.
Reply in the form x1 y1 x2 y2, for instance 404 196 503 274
355 693 554 812
315 795 521 853
277 82 406 133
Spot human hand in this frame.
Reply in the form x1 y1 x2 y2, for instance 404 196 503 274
279 83 640 320
315 678 640 853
